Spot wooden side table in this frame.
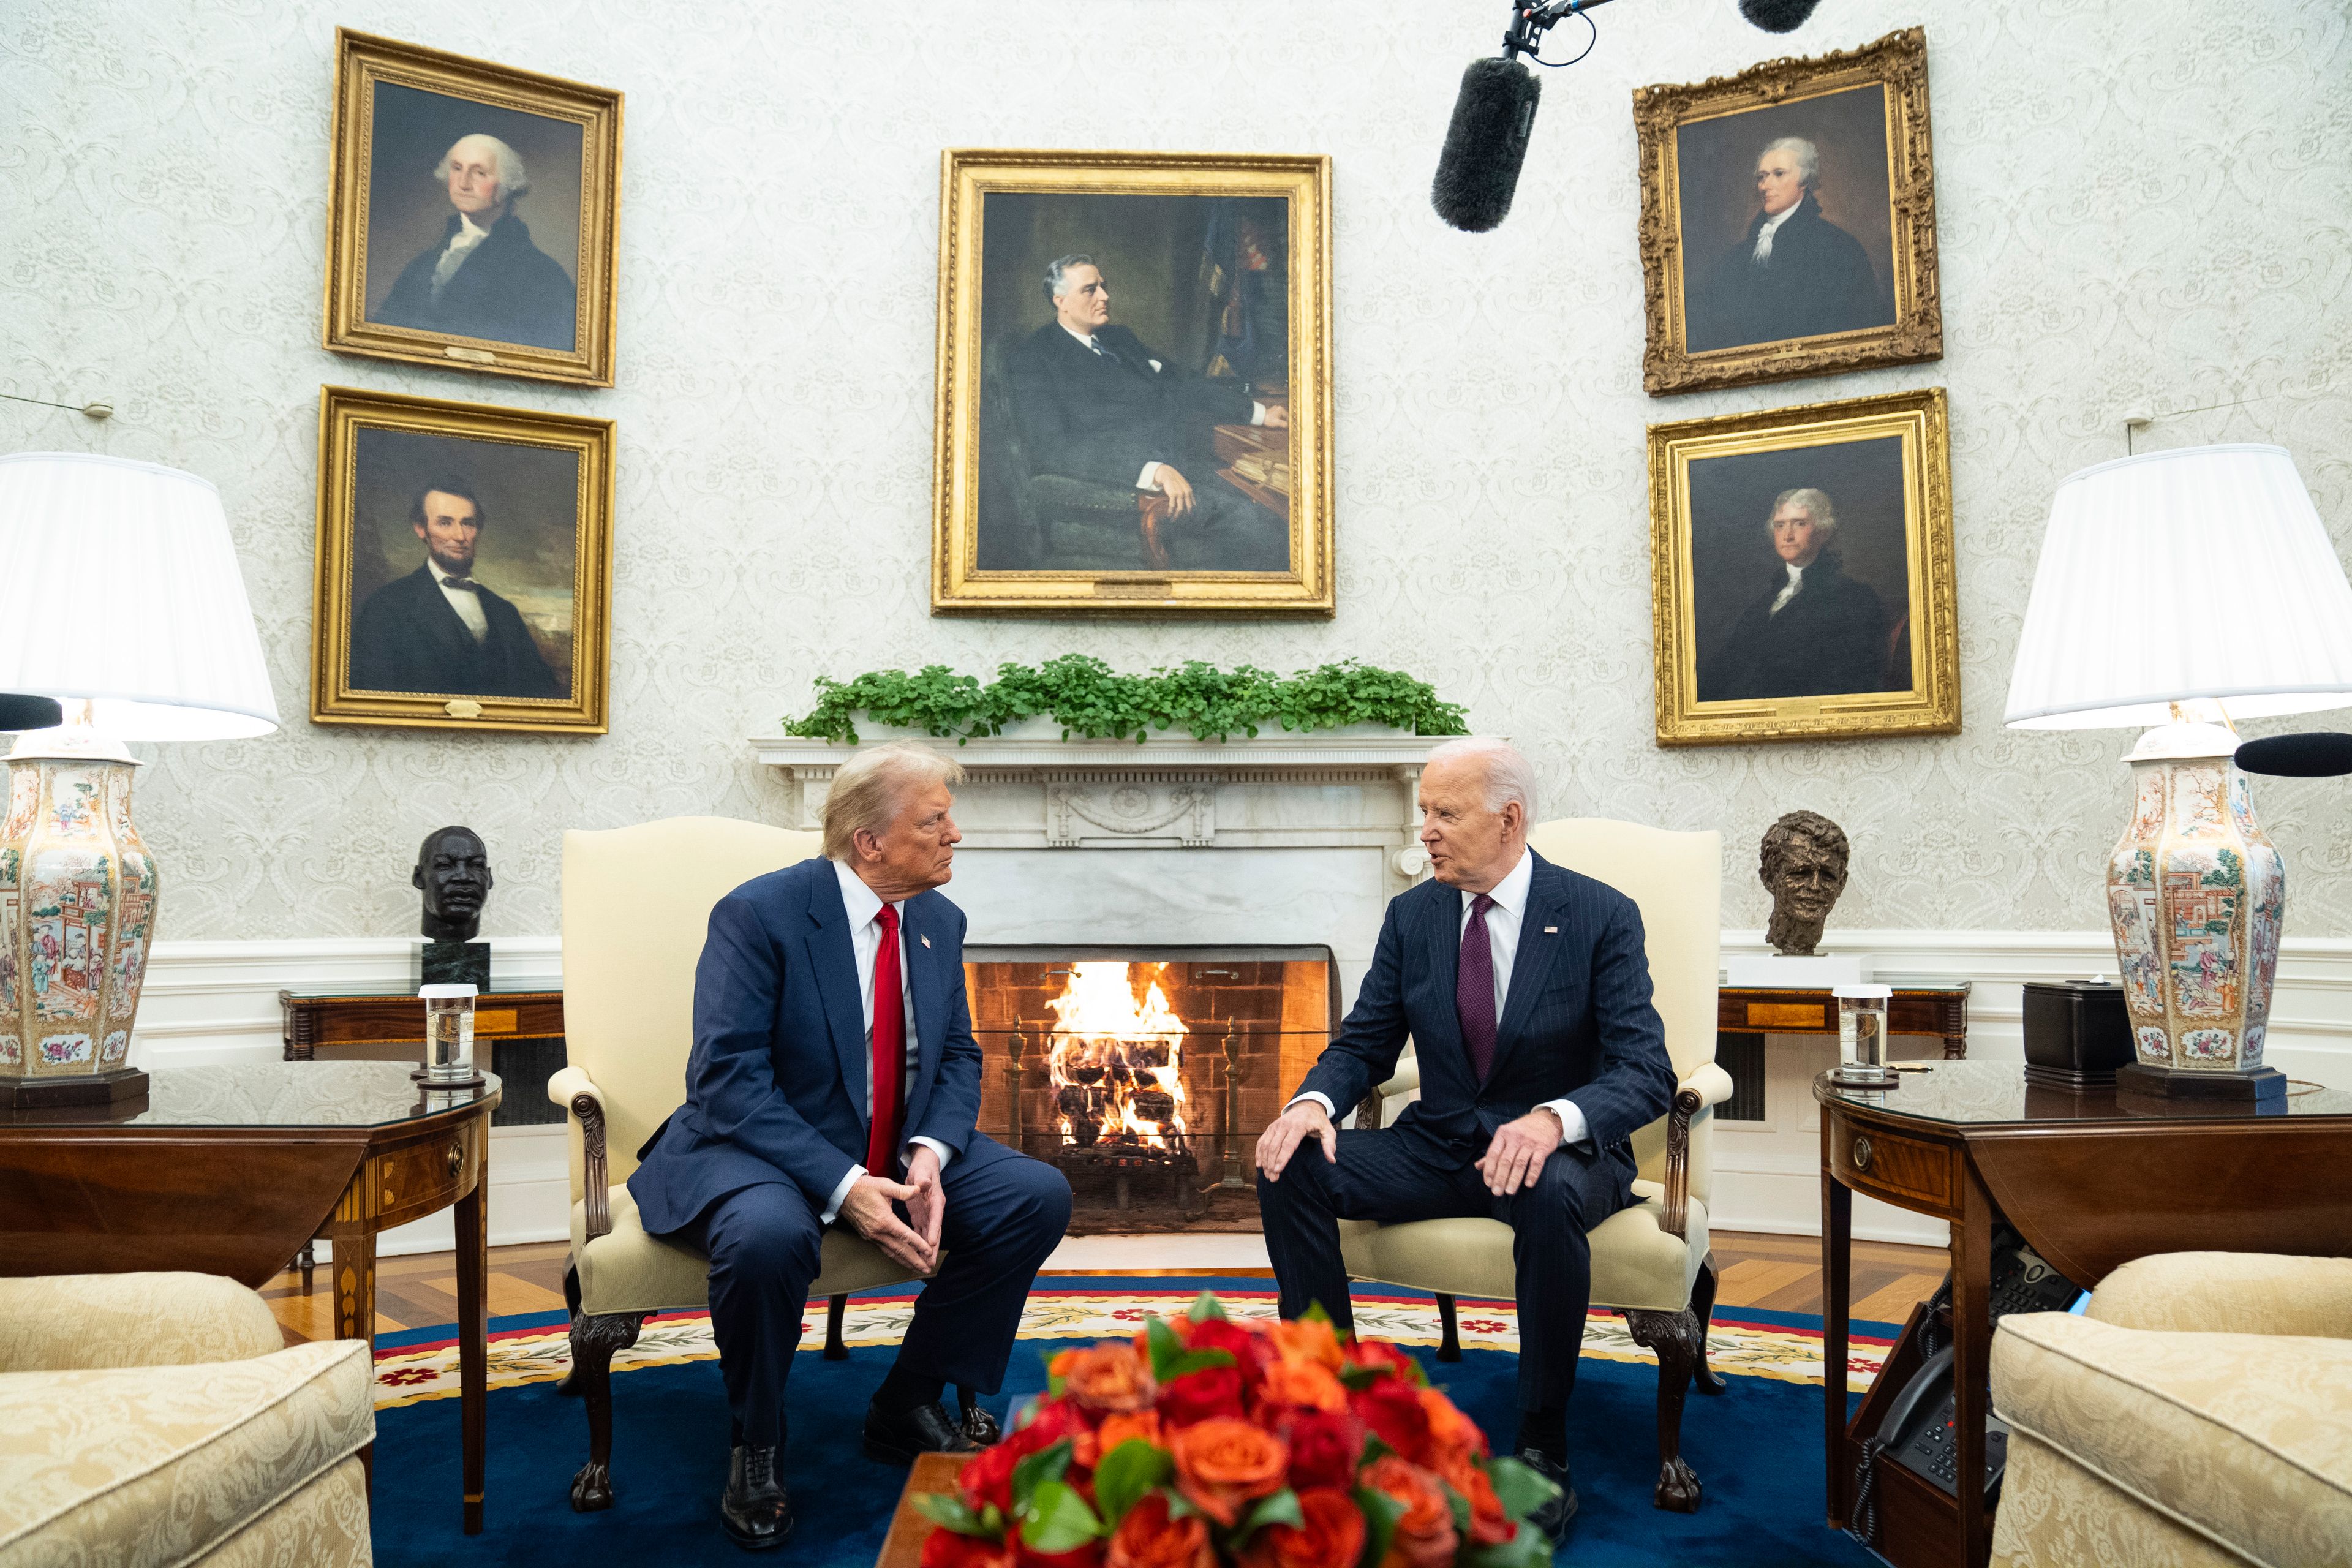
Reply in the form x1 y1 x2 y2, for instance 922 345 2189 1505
0 1062 503 1536
1817 1061 2352 1568
1721 981 1970 1058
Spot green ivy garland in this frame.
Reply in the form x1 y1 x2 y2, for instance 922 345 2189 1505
782 655 1469 745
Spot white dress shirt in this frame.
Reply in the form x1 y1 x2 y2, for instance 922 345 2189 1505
1768 561 1806 616
1293 848 1591 1149
428 557 490 644
430 212 492 297
1750 200 1803 265
823 859 955 1224
1054 322 1268 491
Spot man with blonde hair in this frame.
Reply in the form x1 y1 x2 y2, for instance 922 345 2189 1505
630 742 1071 1551
1255 737 1676 1540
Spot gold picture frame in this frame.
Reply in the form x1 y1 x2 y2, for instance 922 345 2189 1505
323 28 622 387
1649 387 1958 746
312 386 616 734
932 149 1334 616
1635 27 1942 396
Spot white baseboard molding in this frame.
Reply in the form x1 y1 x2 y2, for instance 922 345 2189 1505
127 928 2352 1258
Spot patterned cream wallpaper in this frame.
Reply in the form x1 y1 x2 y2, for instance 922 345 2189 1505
4 0 2350 943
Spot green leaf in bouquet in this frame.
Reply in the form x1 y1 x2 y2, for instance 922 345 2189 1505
1301 1300 1335 1327
1022 1480 1106 1556
1011 1439 1074 1517
1336 1360 1385 1391
912 1493 997 1538
1186 1290 1229 1324
1359 1431 1396 1466
1441 1480 1472 1535
1162 1487 1200 1521
1144 1314 1186 1379
1483 1455 1562 1524
1092 1439 1173 1527
1158 1347 1238 1383
1236 1488 1305 1540
1466 1520 1557 1568
1352 1485 1406 1568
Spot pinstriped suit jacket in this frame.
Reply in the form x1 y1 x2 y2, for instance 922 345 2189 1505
1297 851 1676 1164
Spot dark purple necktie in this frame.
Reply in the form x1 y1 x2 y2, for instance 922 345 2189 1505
1458 893 1498 1081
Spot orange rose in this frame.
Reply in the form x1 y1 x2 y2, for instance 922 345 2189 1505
1063 1341 1156 1414
1106 1492 1214 1568
1169 1417 1290 1526
1268 1317 1344 1372
1049 1348 1083 1380
1433 1458 1514 1548
1255 1358 1348 1415
1417 1387 1487 1466
1097 1410 1164 1455
1362 1455 1458 1568
1238 1487 1366 1568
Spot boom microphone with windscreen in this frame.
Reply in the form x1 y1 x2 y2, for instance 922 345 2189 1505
0 695 62 732
2235 732 2352 778
1739 0 1825 30
1433 56 1542 233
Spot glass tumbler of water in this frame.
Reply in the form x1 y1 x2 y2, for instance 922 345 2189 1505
1832 984 1897 1087
420 983 479 1085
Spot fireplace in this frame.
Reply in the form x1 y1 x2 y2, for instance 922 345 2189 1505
965 945 1336 1233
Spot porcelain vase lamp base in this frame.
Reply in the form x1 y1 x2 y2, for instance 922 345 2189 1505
2105 718 2288 1105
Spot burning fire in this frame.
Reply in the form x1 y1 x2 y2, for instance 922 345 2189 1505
1043 962 1189 1148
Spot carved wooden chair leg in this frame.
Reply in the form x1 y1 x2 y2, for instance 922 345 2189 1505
568 1310 646 1512
1434 1292 1463 1362
1624 1307 1703 1513
555 1265 587 1396
824 1293 851 1359
1691 1251 1727 1396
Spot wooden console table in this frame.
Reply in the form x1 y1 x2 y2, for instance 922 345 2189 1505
282 986 565 1126
0 1062 503 1536
1818 1060 2352 1567
1722 980 1970 1058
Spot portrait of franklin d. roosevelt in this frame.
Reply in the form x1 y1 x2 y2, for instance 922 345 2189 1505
977 192 1295 575
343 427 576 702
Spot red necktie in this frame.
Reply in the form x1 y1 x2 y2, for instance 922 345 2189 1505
865 904 907 1177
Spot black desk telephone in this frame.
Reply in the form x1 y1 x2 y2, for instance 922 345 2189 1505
1849 1230 2082 1544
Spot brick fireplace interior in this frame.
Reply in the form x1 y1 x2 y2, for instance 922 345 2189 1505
964 946 1337 1234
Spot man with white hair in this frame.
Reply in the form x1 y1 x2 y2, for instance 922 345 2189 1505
373 131 578 349
1689 133 1890 352
1697 486 1892 701
1256 737 1676 1540
628 743 1071 1551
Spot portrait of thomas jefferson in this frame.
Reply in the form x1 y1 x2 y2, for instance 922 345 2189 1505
1688 135 1894 355
371 132 578 350
1697 486 1891 703
349 477 566 699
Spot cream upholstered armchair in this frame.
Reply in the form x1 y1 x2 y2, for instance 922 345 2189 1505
1336 818 1733 1513
1990 1251 2352 1567
551 817 932 1513
0 1272 374 1565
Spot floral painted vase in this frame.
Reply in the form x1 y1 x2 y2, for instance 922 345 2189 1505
0 755 157 1084
2106 747 2283 1074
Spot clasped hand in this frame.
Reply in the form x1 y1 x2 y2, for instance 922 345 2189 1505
840 1144 945 1275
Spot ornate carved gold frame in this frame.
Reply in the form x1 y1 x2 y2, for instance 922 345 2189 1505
1648 387 1959 746
322 28 623 388
932 149 1335 617
1634 27 1942 396
311 386 616 734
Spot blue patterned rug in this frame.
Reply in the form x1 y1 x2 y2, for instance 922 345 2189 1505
370 1277 1887 1567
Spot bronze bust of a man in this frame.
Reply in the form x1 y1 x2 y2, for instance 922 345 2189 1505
1759 810 1850 956
413 826 493 943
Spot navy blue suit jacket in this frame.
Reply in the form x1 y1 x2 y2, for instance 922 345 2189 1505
628 858 984 1237
1297 852 1677 1165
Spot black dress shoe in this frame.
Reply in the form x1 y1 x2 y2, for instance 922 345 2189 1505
960 1403 1002 1447
864 1399 981 1464
720 1444 793 1551
1514 1448 1579 1541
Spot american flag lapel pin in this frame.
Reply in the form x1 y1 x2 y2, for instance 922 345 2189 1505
1544 925 1558 934
921 933 932 949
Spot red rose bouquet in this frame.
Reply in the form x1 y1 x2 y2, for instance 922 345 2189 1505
916 1294 1559 1568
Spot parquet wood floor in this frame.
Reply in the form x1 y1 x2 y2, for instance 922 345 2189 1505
260 1231 1942 1344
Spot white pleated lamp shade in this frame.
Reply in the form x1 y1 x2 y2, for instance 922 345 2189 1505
2005 444 2352 729
0 452 279 741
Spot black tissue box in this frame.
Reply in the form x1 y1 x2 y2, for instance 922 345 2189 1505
2021 980 2133 1089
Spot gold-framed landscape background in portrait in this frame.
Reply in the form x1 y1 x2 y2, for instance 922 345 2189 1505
1648 387 1959 747
312 386 616 734
323 29 622 388
1635 27 1942 396
932 149 1335 617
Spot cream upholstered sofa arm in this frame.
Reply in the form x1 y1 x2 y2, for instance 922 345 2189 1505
0 1273 287 1373
1680 1060 1733 1110
551 1064 614 1242
2086 1252 2352 1340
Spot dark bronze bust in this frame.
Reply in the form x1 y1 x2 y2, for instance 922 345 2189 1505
1759 810 1850 956
413 826 492 943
